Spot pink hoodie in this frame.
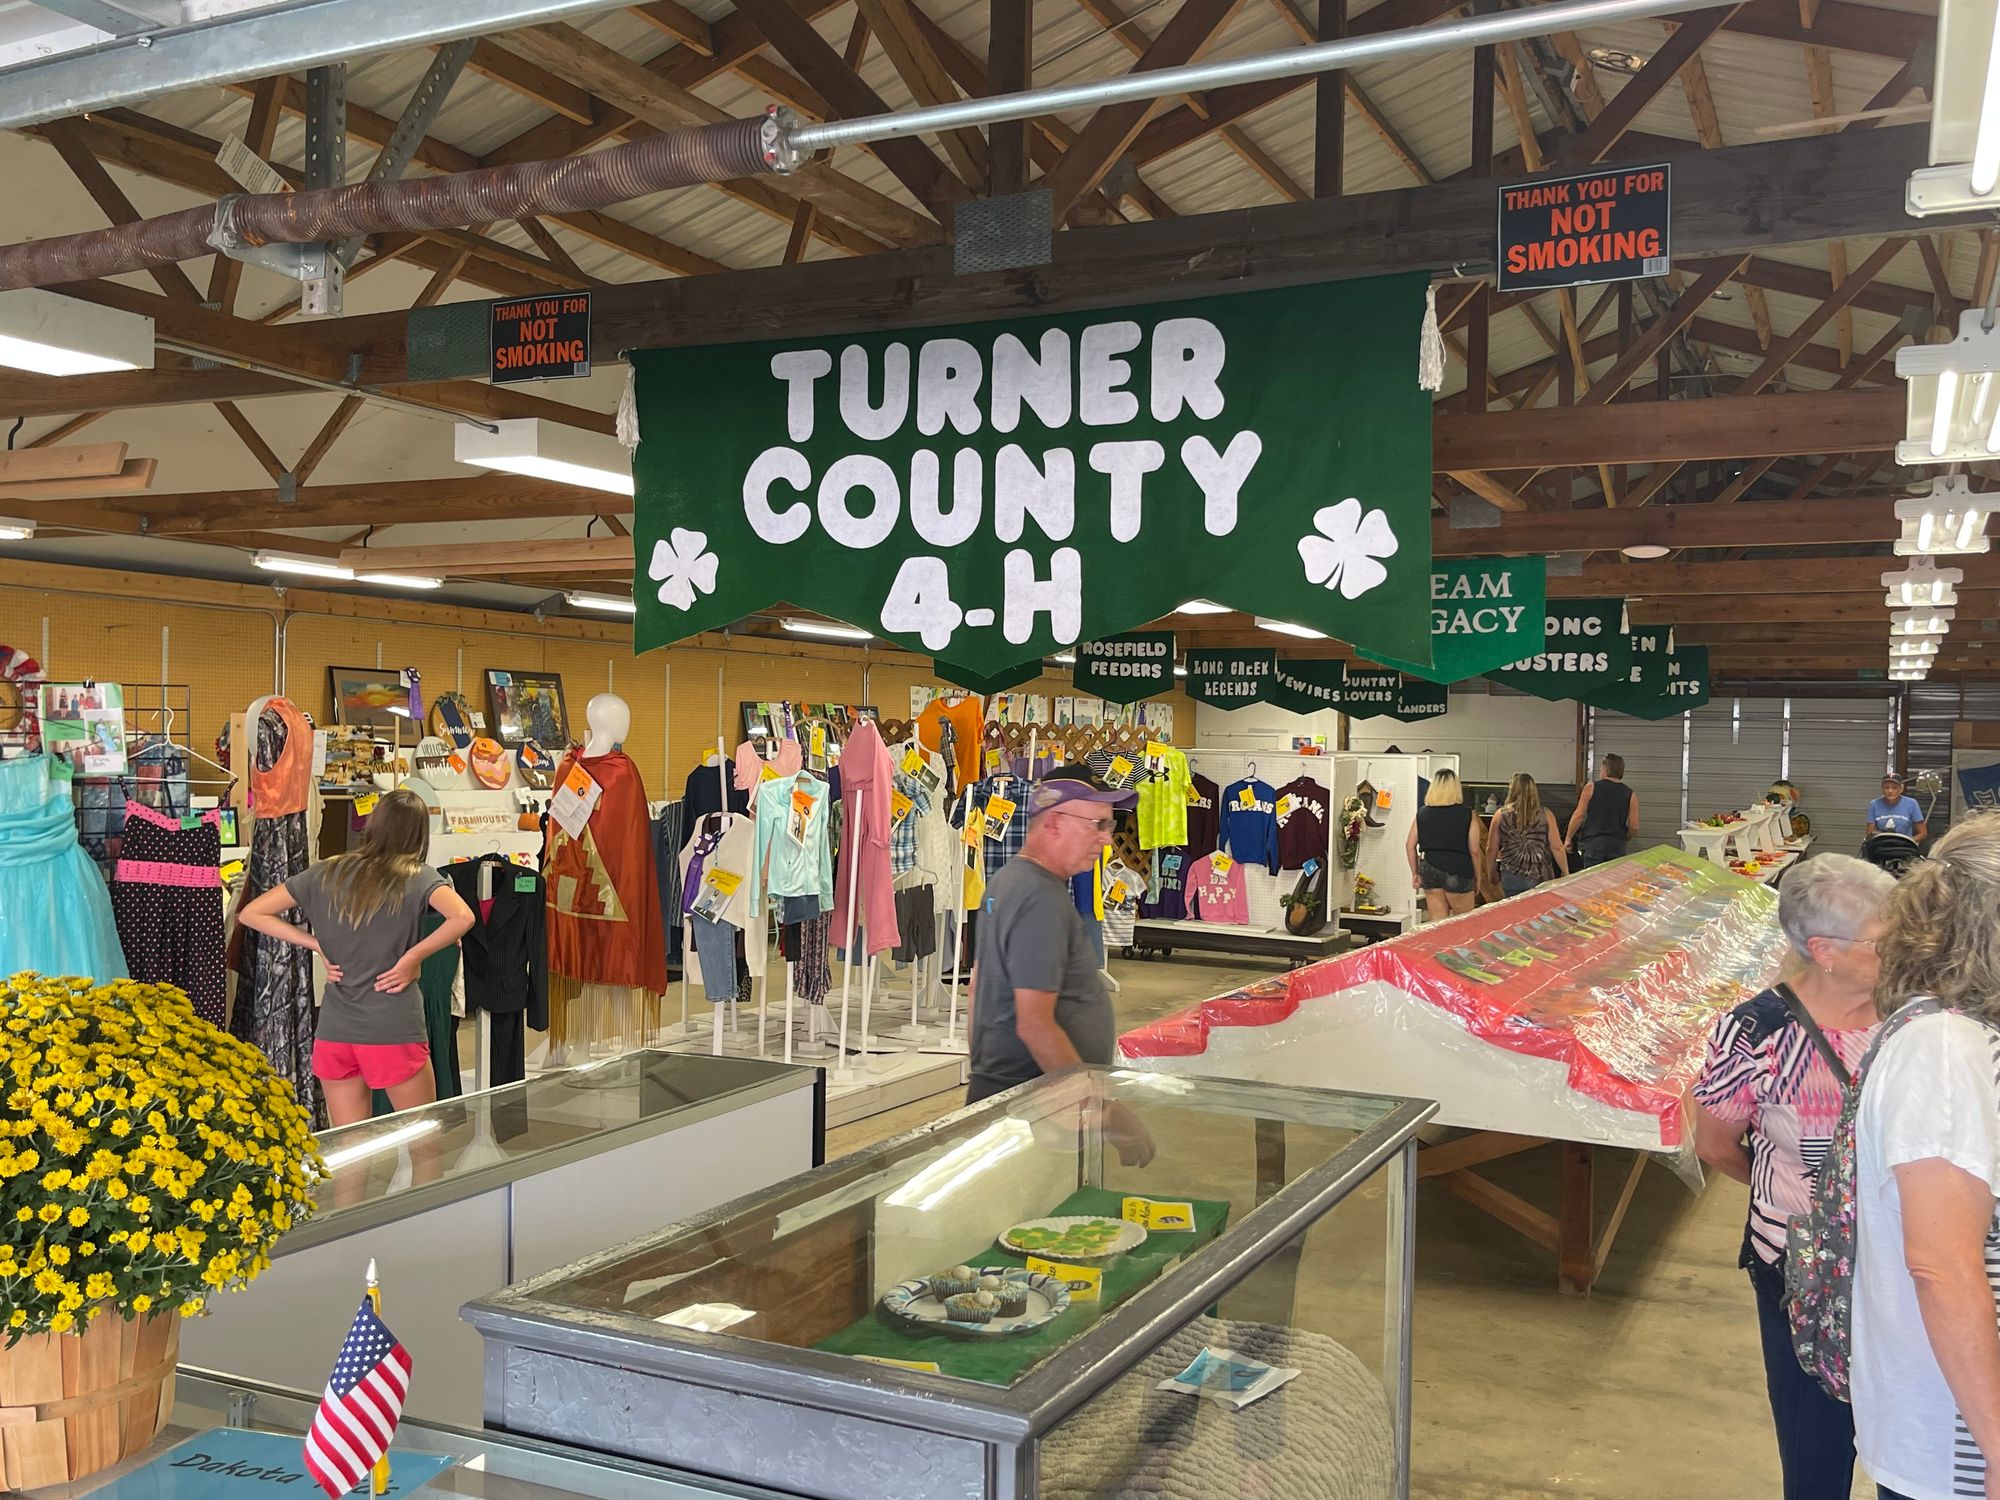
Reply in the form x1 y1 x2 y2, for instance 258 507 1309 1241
830 718 900 956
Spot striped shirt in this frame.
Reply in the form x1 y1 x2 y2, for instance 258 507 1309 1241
1691 988 1877 1266
889 771 931 876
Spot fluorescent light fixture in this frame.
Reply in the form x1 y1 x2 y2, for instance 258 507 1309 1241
1621 543 1672 559
1894 480 1996 555
1254 616 1329 640
1051 652 1077 664
455 417 634 496
254 551 354 581
0 517 34 541
1175 599 1230 615
1892 608 1956 635
0 288 153 376
781 617 872 641
1907 0 2000 213
318 1117 441 1172
356 572 444 591
1174 664 1187 677
1897 313 2000 463
1883 557 1965 608
566 591 637 614
1891 643 1941 663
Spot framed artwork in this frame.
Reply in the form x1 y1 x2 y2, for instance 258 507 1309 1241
487 670 570 748
327 666 412 729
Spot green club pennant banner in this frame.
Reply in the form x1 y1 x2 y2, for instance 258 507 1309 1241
1484 598 1632 701
1268 658 1350 714
629 277 1436 673
1340 667 1403 719
1074 631 1175 703
1184 648 1276 709
1583 620 1673 706
1393 677 1450 721
934 658 1045 695
1593 646 1710 719
1361 556 1548 683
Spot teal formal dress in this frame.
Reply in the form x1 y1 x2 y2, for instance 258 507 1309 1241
0 754 128 983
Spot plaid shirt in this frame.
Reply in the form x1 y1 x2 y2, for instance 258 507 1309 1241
889 770 932 876
968 774 1029 876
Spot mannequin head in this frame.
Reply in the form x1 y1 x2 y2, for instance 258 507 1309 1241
584 693 631 757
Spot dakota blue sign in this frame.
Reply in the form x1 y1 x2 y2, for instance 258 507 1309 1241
91 1429 453 1499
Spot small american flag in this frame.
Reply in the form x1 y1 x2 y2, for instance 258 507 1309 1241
304 1297 413 1498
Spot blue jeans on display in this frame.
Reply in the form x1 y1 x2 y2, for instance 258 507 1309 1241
687 912 740 998
1749 1255 1857 1500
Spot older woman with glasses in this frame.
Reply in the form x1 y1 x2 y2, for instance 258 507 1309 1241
1692 853 1894 1499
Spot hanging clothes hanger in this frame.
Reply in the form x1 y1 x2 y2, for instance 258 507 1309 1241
153 703 235 784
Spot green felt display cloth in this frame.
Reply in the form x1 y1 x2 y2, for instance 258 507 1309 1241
814 1187 1230 1386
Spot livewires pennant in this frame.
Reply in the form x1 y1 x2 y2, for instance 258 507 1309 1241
304 1296 413 1498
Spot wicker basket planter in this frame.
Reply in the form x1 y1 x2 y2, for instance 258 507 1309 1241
0 1310 179 1488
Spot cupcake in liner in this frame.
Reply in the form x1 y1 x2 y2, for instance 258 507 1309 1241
928 1265 978 1301
944 1291 998 1324
993 1279 1030 1317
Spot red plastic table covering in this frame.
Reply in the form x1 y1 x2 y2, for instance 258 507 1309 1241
1118 849 1785 1147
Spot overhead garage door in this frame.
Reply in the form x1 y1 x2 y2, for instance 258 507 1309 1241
1687 697 1786 825
1589 711 1686 852
1788 697 1894 850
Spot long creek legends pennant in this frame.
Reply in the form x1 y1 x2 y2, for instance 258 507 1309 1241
630 277 1435 673
1185 648 1276 709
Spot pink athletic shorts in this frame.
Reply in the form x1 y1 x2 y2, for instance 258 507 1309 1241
312 1040 430 1090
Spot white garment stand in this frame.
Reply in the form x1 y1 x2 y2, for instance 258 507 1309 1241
922 786 975 1056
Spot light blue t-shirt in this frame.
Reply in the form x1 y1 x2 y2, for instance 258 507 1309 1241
1867 795 1923 835
754 772 834 902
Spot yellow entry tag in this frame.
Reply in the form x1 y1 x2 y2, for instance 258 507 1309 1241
985 747 1002 774
1144 740 1168 759
760 763 781 782
1211 853 1234 877
809 724 827 758
855 1356 942 1374
705 868 743 898
891 788 914 823
983 793 1017 841
1275 795 1293 819
1121 1196 1196 1232
901 747 924 776
1236 786 1256 808
962 807 987 846
1026 1256 1102 1302
1376 787 1393 810
1109 754 1134 782
353 793 380 816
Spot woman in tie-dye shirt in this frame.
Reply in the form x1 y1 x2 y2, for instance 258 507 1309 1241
1693 853 1892 1500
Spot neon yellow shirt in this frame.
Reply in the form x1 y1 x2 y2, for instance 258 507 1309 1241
1136 746 1193 850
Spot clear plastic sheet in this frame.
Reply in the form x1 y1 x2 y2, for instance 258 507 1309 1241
1120 848 1785 1152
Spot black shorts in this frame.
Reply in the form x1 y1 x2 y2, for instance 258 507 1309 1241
1419 860 1475 895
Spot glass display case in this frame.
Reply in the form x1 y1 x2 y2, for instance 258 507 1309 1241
467 1068 1434 1500
183 1051 821 1427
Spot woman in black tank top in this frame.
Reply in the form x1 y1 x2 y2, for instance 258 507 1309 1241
1567 754 1639 870
1407 769 1482 920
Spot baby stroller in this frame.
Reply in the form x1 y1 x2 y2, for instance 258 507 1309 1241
1862 830 1924 878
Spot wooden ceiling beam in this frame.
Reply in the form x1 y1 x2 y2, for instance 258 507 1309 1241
57 476 619 535
0 460 157 501
336 537 634 575
0 444 126 484
206 75 283 317
1634 590 2000 625
1433 494 1898 554
1556 8 1738 170
1676 41 1773 349
852 0 987 192
1551 552 2000 597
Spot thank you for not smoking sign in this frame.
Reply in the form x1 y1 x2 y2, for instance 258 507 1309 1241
491 291 592 383
1496 163 1670 293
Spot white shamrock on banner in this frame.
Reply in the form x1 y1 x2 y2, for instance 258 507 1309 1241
649 528 719 612
1297 498 1399 600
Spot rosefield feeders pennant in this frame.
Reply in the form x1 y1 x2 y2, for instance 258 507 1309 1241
305 1264 412 1498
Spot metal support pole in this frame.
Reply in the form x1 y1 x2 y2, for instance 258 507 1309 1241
300 64 347 317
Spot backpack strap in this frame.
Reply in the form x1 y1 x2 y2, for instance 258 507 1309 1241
1774 982 1855 1088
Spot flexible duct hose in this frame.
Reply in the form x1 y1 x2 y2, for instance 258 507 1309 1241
0 114 783 292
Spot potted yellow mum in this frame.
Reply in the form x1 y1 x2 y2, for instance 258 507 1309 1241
0 973 322 1488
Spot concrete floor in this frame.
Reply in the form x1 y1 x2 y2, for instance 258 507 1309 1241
827 951 1870 1500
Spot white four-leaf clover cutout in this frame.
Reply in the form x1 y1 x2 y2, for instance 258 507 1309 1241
1297 498 1399 600
649 527 719 612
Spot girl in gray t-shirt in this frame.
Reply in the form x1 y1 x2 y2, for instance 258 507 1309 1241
239 788 475 1124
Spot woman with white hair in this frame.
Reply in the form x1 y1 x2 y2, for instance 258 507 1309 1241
1852 817 2000 1500
1692 852 1894 1499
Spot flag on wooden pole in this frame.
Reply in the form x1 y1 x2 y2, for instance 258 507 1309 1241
304 1262 411 1499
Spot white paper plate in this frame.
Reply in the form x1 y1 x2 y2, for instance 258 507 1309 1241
879 1267 1070 1339
999 1215 1147 1261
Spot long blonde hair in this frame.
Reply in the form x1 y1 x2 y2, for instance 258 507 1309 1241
320 787 432 926
1876 813 2000 1022
1423 768 1463 807
1502 772 1542 831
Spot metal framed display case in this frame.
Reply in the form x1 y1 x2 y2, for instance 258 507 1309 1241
467 1068 1434 1500
183 1051 821 1427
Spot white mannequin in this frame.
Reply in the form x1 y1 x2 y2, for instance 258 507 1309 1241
583 693 630 758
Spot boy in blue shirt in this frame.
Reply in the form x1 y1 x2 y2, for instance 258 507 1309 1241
1865 774 1927 844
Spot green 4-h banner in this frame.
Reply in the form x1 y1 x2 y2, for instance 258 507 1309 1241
629 277 1435 673
1593 647 1710 719
1484 598 1631 701
1361 557 1547 683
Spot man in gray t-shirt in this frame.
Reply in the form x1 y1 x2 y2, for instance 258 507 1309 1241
967 768 1132 1105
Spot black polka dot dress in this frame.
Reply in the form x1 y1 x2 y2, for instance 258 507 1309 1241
109 801 227 1025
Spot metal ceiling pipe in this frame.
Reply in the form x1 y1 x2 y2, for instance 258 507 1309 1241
787 0 1727 152
0 115 782 293
0 0 641 132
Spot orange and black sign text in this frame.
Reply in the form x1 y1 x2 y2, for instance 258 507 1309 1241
1495 163 1671 294
490 292 592 384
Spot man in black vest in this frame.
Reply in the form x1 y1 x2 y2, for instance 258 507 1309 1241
1565 753 1640 870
